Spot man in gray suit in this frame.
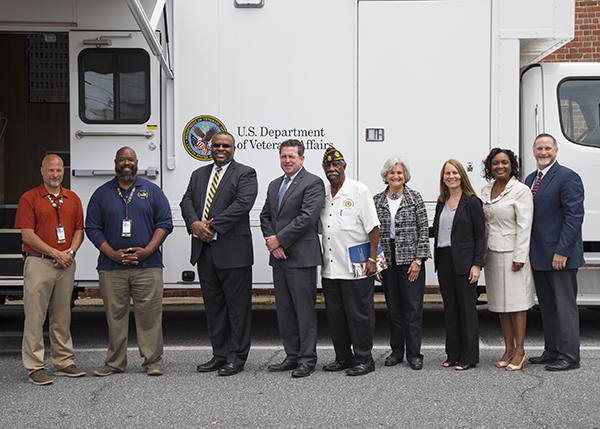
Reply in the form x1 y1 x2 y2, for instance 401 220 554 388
260 139 325 377
180 131 258 376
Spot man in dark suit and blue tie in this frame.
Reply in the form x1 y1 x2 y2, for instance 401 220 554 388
180 131 258 376
260 139 325 378
525 133 585 371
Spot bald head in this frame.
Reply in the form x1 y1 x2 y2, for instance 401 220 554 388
42 154 64 169
114 146 139 184
115 146 137 160
41 154 64 192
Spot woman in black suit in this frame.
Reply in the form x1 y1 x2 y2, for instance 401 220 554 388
431 159 485 370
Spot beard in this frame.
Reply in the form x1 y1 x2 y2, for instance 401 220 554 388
115 165 138 182
537 157 551 167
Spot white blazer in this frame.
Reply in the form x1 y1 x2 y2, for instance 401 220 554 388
481 176 533 263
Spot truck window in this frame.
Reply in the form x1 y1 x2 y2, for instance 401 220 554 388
78 49 150 124
558 79 600 148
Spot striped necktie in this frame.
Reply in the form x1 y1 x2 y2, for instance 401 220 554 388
203 167 222 220
531 171 543 198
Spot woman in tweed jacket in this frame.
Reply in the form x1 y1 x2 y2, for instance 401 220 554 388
374 156 431 370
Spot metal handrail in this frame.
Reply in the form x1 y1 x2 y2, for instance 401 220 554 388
0 115 8 142
72 168 158 178
75 130 154 139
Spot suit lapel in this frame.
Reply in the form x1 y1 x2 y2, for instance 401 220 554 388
452 193 468 230
212 161 236 206
525 171 535 188
272 175 285 212
198 164 212 203
279 168 305 212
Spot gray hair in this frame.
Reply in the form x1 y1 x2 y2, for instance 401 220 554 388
380 156 411 184
533 133 557 149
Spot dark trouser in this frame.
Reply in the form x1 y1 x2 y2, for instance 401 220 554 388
381 259 425 361
273 265 318 366
437 247 479 365
322 277 375 364
532 268 580 363
197 244 252 367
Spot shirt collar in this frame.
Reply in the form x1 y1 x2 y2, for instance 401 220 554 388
212 161 232 175
284 167 302 182
537 160 557 178
328 177 349 199
109 175 144 190
36 183 67 198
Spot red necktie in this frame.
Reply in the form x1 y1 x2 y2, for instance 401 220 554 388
531 171 542 197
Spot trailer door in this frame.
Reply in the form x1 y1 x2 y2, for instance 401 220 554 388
357 0 492 203
69 31 161 281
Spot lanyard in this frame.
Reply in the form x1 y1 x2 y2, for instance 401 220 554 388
117 187 136 220
45 195 64 226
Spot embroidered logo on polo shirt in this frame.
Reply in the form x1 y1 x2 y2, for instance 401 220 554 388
137 190 149 199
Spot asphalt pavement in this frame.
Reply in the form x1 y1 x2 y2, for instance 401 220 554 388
1 302 600 428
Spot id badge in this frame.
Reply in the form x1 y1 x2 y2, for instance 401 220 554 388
56 226 66 244
122 219 132 237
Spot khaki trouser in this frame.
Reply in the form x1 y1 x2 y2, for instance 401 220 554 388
98 268 164 371
22 256 76 374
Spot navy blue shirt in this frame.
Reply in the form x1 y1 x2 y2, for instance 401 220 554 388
85 176 173 270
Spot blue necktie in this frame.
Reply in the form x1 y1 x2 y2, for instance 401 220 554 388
277 176 291 210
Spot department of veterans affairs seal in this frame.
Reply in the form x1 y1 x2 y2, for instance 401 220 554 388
182 115 227 161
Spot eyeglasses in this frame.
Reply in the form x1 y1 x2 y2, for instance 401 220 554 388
212 144 232 149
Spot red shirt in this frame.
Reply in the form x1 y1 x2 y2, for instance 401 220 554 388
14 184 84 254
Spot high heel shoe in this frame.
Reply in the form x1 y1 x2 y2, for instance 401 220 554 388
495 355 514 368
506 353 528 371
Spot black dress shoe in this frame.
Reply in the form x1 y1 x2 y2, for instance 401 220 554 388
268 359 298 372
384 355 403 367
217 363 244 376
291 364 315 378
323 357 356 372
409 358 423 370
197 357 226 373
545 359 580 371
455 363 476 371
529 354 557 365
346 359 375 376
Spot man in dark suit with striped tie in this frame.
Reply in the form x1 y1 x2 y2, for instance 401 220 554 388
180 131 258 376
525 133 585 371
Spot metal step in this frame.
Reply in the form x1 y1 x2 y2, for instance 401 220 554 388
0 258 24 277
0 229 22 254
0 205 18 229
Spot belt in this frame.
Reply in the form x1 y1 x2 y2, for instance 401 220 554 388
26 253 50 259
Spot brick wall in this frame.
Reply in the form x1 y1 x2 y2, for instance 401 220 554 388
542 0 600 62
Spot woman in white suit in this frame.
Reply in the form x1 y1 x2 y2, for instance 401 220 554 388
481 148 534 371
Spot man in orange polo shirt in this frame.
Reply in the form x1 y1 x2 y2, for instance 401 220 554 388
14 154 86 385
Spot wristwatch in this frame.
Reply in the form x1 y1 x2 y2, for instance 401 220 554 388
69 250 76 257
414 260 422 266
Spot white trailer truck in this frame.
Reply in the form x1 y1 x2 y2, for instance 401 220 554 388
0 0 598 303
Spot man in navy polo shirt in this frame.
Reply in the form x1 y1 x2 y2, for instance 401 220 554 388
86 147 173 376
